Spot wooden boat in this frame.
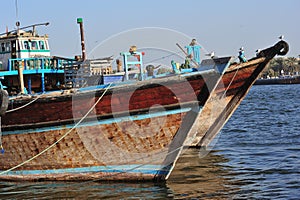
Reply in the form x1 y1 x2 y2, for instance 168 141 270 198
0 20 231 181
255 75 300 85
0 22 69 95
186 40 289 147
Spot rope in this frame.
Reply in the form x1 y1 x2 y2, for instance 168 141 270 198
222 67 239 99
145 50 183 64
0 66 240 179
6 95 41 113
193 66 241 147
0 117 3 154
94 67 242 180
0 83 112 175
182 64 240 147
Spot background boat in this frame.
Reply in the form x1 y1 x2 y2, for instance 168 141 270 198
255 75 300 85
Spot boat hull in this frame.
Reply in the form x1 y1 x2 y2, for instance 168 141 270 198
1 109 191 181
1 62 230 181
188 41 289 147
187 58 265 146
255 76 300 85
3 71 216 129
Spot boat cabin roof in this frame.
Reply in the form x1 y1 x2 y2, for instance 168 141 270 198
0 29 48 40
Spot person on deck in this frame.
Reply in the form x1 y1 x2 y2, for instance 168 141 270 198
238 47 247 63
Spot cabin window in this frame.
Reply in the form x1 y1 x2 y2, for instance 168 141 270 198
39 41 45 50
12 41 16 49
1 43 4 52
45 41 49 50
31 41 38 50
6 42 10 51
19 41 23 50
24 41 30 50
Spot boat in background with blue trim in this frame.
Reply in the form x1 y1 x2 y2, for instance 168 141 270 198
0 22 71 94
255 75 300 85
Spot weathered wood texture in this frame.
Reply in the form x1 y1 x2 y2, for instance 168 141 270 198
3 72 217 129
1 69 221 181
189 57 275 147
1 112 186 181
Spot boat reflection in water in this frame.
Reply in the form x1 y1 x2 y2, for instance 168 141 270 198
0 148 238 199
167 148 238 199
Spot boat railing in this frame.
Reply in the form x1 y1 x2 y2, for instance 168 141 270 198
120 51 145 81
8 57 68 72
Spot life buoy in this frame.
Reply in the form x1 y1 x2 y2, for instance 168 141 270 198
0 89 9 116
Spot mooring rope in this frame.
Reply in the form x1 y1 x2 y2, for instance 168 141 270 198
6 95 41 113
0 65 241 179
93 65 242 181
222 67 239 99
76 62 241 182
0 83 112 175
145 50 183 64
182 63 240 147
0 117 3 154
193 64 244 148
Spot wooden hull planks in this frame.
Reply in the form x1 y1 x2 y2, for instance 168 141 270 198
3 71 218 129
1 110 188 181
187 41 289 147
1 59 231 181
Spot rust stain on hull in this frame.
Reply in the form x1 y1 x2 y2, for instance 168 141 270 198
1 112 186 181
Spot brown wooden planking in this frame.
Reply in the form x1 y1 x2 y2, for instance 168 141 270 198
0 172 156 181
192 57 275 146
1 112 185 171
188 60 261 146
3 74 209 128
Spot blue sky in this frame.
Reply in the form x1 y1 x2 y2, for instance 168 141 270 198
1 0 299 59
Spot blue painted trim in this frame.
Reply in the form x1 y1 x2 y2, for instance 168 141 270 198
18 49 50 53
3 107 194 135
77 80 138 92
0 69 64 76
77 66 219 93
0 164 170 176
181 68 215 76
0 51 11 54
41 72 45 92
77 83 116 92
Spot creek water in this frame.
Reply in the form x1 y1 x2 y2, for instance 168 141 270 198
0 85 299 199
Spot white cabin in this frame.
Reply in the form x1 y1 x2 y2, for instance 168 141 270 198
0 28 50 71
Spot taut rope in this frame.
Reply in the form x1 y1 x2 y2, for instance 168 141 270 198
0 83 112 175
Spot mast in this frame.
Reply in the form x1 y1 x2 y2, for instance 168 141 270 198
77 18 86 61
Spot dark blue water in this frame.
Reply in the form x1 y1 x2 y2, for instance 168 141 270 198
1 85 299 199
211 84 300 199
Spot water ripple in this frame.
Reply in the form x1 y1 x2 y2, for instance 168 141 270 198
0 85 299 199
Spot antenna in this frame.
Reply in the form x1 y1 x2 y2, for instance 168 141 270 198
15 0 19 21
